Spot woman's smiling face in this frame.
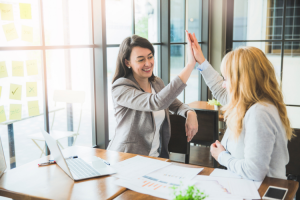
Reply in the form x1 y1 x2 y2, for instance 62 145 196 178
125 46 154 80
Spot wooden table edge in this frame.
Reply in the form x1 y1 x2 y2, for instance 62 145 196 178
0 188 50 200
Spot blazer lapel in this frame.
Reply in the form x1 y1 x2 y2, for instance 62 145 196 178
126 73 143 91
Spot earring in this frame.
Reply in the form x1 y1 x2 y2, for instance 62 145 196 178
128 67 131 69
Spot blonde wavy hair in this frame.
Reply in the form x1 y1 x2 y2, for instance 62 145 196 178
221 46 294 140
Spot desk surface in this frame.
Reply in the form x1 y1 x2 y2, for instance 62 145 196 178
0 146 298 200
188 101 224 122
0 146 168 200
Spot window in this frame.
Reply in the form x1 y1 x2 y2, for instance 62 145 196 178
227 0 300 129
0 0 209 169
107 0 209 138
170 0 208 104
106 0 160 140
0 0 94 168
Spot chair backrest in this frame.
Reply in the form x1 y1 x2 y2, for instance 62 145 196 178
53 90 85 104
168 114 189 155
51 90 85 134
286 129 300 176
191 109 219 145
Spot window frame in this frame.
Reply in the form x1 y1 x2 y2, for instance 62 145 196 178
168 0 210 103
103 0 210 147
225 0 300 109
0 0 211 161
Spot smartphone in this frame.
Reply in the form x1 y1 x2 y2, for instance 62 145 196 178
262 186 288 200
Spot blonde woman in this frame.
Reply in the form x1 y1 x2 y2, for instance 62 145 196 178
187 31 293 181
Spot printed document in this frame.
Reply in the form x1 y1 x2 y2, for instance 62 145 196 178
115 164 203 199
210 168 262 189
111 156 171 179
193 175 261 199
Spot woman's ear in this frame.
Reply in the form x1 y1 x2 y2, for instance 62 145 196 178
125 59 131 68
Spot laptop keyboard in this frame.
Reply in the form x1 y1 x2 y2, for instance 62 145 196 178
66 158 102 179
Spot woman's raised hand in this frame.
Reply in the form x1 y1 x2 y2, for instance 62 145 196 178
177 31 197 84
186 31 206 65
186 30 196 67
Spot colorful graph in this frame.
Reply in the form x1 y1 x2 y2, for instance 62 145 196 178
138 177 171 191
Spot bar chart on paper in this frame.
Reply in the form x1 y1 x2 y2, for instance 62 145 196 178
115 165 203 199
145 164 203 184
115 173 198 199
139 176 171 190
129 165 203 195
115 176 180 199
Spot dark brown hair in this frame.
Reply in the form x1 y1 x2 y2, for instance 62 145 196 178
112 35 155 83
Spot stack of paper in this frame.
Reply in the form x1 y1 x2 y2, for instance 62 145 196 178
113 156 203 199
112 156 261 199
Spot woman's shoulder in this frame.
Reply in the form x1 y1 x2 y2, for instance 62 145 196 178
245 102 280 123
112 76 139 89
112 75 164 89
248 101 277 112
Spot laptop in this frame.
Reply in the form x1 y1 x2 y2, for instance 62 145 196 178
0 136 7 178
41 129 116 181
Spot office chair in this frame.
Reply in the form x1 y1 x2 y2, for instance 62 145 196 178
286 128 300 200
168 114 190 164
169 109 219 168
190 109 219 168
27 90 85 157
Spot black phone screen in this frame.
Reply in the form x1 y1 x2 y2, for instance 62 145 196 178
265 187 287 199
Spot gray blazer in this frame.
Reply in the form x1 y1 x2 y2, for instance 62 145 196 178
107 73 194 158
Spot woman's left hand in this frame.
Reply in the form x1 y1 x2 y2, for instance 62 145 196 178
185 111 198 142
210 140 226 161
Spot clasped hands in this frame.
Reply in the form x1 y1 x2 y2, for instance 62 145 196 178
185 30 206 65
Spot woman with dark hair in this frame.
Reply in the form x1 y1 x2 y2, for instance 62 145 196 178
107 33 198 158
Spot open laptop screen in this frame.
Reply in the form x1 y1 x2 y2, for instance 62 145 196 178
0 136 7 177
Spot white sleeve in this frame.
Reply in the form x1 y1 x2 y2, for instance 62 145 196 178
196 60 210 71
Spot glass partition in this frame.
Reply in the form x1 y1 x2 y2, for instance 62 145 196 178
0 50 44 167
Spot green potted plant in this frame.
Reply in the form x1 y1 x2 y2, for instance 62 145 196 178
207 99 222 115
172 184 208 200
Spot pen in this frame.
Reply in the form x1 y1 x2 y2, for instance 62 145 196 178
38 161 56 166
65 155 78 160
43 156 78 165
101 158 110 165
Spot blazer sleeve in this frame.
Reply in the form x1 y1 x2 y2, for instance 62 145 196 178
154 78 194 118
200 60 229 106
112 76 187 112
169 98 195 118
